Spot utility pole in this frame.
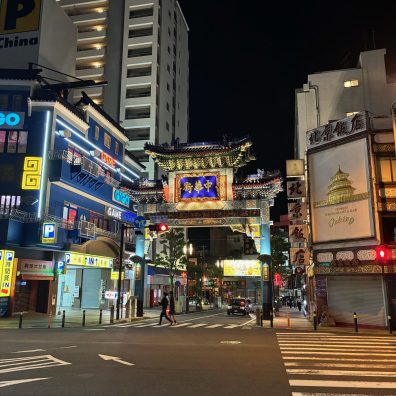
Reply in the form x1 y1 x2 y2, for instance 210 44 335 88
116 223 125 320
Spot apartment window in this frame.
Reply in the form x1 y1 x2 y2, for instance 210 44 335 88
0 195 20 215
95 125 99 140
129 8 153 19
0 94 8 110
344 79 359 88
104 132 111 149
167 83 170 92
0 130 27 153
17 131 27 153
167 45 171 54
115 142 119 155
63 202 77 224
12 94 23 111
166 122 170 131
168 27 171 36
67 147 81 165
132 150 150 162
166 102 170 111
167 64 170 73
377 158 396 182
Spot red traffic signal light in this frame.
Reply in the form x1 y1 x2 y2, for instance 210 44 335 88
375 245 391 264
148 223 169 233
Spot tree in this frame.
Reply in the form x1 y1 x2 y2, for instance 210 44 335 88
155 228 187 291
270 229 291 296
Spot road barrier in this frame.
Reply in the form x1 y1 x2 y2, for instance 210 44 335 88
99 309 103 325
82 310 86 327
110 306 115 324
61 310 65 328
353 312 358 333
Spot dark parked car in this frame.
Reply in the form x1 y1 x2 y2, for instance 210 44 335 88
227 298 251 316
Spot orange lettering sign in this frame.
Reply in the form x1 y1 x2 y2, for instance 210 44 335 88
101 152 115 168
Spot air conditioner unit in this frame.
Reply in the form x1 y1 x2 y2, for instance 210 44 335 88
79 220 96 238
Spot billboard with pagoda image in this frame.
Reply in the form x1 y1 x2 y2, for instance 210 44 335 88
308 138 375 243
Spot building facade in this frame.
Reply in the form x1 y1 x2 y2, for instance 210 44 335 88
0 70 144 317
57 0 190 178
295 50 396 328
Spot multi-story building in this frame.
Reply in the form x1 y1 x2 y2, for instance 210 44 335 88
0 69 144 317
295 49 396 329
57 0 190 178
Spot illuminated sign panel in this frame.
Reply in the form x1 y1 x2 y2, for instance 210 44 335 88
64 252 113 269
101 152 115 168
0 111 24 129
106 206 136 224
21 156 42 190
180 175 218 200
0 0 42 34
0 250 15 297
112 188 130 208
223 260 261 277
41 223 57 244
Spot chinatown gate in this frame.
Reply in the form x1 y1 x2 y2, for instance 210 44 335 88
129 137 282 318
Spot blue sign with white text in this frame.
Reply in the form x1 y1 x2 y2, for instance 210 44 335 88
180 175 218 200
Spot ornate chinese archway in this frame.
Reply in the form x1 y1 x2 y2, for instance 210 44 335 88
127 137 283 315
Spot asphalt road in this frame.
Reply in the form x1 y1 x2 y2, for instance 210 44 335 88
1 309 396 396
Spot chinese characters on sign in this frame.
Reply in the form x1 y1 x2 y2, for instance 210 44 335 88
290 248 310 265
289 225 308 244
180 175 218 200
0 250 15 297
288 202 307 222
287 180 306 198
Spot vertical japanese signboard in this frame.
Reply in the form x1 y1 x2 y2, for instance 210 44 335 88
0 250 15 297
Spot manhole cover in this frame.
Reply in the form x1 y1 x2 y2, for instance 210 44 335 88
220 341 241 344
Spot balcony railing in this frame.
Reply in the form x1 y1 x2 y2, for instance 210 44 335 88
96 227 120 240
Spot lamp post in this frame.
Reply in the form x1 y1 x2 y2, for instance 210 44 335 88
183 242 193 313
216 259 224 308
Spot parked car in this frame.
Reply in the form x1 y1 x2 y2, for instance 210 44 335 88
227 298 251 316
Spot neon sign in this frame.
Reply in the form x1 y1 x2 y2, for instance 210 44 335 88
112 188 130 208
101 152 115 168
0 112 24 129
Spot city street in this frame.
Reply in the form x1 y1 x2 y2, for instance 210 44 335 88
0 309 396 396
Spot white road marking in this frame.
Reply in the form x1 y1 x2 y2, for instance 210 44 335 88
132 323 158 328
289 379 396 389
0 377 50 388
287 368 396 377
170 323 191 328
98 354 134 366
206 324 223 328
282 351 396 356
188 323 208 328
58 346 77 349
12 349 45 354
280 346 396 352
283 356 396 362
84 329 104 331
224 324 240 329
279 343 396 349
277 335 396 340
277 332 334 335
0 355 70 374
285 362 396 369
292 393 379 396
278 341 396 345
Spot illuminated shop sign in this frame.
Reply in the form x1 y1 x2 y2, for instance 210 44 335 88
21 156 42 190
180 175 218 200
223 260 261 277
106 206 136 224
41 222 57 244
112 188 130 208
0 112 24 129
101 152 115 168
64 252 113 269
0 250 15 297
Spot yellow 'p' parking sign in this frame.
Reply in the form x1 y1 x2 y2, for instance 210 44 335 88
0 0 42 34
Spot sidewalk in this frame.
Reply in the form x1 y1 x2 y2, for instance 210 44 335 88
266 306 395 336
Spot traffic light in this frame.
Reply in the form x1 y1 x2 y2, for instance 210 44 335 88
148 223 169 233
376 245 391 264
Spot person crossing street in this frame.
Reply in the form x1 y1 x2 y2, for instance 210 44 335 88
158 292 173 326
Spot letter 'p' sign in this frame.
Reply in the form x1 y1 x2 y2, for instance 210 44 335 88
0 0 42 34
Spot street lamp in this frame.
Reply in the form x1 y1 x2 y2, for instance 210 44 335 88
183 242 193 313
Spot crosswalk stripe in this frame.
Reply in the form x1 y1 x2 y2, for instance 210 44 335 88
278 341 396 345
280 347 396 352
224 325 240 329
287 368 396 377
283 356 396 362
289 379 396 388
279 343 396 349
132 323 158 328
0 355 70 374
170 323 190 328
282 351 396 356
206 324 223 329
277 335 396 341
292 393 379 396
285 362 396 368
276 332 334 335
188 324 208 328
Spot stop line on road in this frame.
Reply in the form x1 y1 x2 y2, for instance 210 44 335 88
277 332 396 395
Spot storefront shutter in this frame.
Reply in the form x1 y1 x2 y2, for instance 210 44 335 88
81 269 101 309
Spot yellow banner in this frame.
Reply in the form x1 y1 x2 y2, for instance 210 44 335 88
111 271 125 280
223 260 261 277
0 250 15 297
64 252 113 269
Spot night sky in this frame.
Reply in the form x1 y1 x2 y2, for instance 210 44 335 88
178 1 396 220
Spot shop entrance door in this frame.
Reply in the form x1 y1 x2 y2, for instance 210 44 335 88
58 270 76 308
81 269 101 308
36 281 49 313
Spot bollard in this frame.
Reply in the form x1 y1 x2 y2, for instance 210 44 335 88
270 310 274 328
110 306 115 324
82 310 86 327
354 312 358 333
256 308 261 326
48 312 52 329
388 314 392 334
313 311 317 331
99 309 103 325
18 313 23 329
62 310 65 328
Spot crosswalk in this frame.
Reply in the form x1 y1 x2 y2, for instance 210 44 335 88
277 332 396 395
110 321 251 330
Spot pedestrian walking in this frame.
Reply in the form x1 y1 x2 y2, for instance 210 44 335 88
158 292 172 325
297 298 302 312
169 291 177 324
